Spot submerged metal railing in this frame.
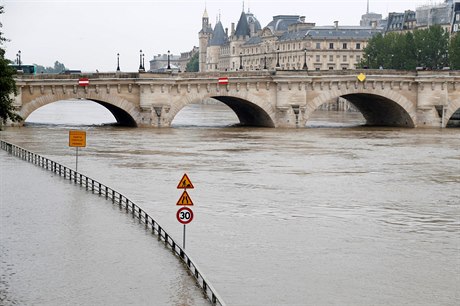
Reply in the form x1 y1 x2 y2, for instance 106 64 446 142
1 140 225 306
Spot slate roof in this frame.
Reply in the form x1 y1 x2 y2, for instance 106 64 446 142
244 36 263 46
278 26 383 42
209 21 229 46
235 11 262 37
266 15 302 32
235 11 250 37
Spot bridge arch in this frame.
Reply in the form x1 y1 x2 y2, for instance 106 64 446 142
445 98 460 127
166 92 276 127
19 93 139 127
307 87 417 127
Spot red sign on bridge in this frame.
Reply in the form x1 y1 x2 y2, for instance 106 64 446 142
78 78 89 86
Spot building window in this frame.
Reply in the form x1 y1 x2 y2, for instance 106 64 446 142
329 43 334 49
343 55 347 62
342 43 347 49
329 55 334 62
356 55 361 62
316 55 320 62
356 43 361 50
316 42 321 49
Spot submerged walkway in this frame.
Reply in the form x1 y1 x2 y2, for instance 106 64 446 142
0 147 220 305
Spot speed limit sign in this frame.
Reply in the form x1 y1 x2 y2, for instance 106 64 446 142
177 207 194 224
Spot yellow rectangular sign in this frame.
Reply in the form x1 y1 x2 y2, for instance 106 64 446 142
69 130 86 147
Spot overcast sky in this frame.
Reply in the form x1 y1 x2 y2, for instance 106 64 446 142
3 0 425 72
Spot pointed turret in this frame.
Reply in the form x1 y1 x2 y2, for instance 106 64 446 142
209 20 229 46
199 7 213 72
234 11 250 38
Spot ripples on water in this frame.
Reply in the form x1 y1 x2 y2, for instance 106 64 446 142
2 100 460 305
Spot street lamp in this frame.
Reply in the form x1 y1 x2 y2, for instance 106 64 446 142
139 49 143 71
17 50 22 66
117 53 120 72
239 52 243 70
167 50 171 70
142 53 145 71
263 52 267 70
276 47 280 68
303 48 308 70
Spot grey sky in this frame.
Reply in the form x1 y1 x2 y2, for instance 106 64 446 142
3 0 423 72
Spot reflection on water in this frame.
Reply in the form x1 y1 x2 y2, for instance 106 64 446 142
2 100 460 305
25 100 367 128
25 100 116 126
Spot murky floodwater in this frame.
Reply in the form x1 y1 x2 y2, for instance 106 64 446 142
1 100 459 305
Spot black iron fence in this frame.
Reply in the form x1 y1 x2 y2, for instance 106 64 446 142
1 140 225 306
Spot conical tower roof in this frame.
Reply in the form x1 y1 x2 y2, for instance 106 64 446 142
209 21 228 46
234 11 250 37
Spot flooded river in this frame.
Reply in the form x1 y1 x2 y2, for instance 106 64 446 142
1 100 459 305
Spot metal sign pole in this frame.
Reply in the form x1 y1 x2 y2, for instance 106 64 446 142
183 224 186 249
76 147 79 172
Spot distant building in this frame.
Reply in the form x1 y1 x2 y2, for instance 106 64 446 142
383 0 457 34
198 7 382 72
416 0 454 32
360 0 383 27
451 0 460 33
385 10 417 33
148 47 198 72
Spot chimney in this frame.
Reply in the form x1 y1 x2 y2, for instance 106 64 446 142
231 22 235 35
225 27 228 36
334 20 339 29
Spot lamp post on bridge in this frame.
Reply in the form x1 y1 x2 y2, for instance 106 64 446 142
276 47 280 69
239 52 243 70
17 50 22 66
139 49 145 72
167 50 171 70
263 52 267 70
303 48 308 70
116 53 120 72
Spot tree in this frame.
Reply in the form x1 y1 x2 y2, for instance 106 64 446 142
185 52 199 72
362 25 450 70
413 25 449 69
0 6 21 127
449 33 460 70
35 60 67 74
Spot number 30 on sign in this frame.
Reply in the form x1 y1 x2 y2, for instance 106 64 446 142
177 207 194 224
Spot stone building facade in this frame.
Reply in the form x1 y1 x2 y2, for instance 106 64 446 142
199 9 381 72
195 1 459 73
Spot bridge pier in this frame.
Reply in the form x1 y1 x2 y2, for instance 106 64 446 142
139 105 171 127
275 105 307 128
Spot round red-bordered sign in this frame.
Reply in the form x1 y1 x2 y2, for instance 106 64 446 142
176 207 194 224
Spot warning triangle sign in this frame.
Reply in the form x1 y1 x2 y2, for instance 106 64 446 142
177 173 194 189
176 190 194 206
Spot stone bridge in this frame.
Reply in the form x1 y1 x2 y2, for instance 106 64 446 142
11 70 460 128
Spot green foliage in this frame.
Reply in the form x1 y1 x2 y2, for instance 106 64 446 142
449 33 460 70
35 61 67 74
363 25 451 70
0 6 22 126
185 52 199 72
